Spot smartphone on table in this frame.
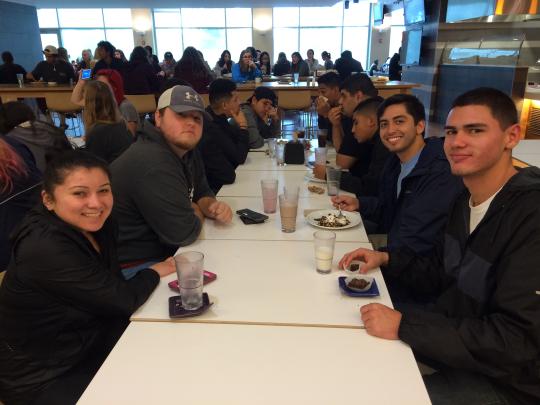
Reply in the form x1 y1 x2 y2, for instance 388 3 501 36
168 271 217 292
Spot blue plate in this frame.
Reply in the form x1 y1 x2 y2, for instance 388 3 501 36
338 277 380 297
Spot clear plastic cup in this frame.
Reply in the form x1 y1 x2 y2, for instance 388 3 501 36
174 251 204 310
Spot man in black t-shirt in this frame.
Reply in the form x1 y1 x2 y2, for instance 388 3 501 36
92 41 125 77
27 45 75 84
0 52 26 84
324 74 378 191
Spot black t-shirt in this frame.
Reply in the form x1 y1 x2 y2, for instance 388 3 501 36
92 58 126 77
31 60 75 83
338 116 374 178
0 63 26 84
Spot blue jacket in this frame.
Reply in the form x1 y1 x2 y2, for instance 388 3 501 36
231 63 261 83
359 137 464 255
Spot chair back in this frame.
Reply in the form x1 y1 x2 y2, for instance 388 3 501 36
200 93 209 108
125 94 157 114
278 91 312 111
45 93 82 113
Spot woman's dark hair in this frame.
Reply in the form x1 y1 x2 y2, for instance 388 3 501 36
43 150 110 195
130 46 150 63
259 51 271 73
0 102 36 135
97 41 115 57
291 52 303 63
115 49 128 63
174 46 210 81
277 52 287 62
246 46 257 62
218 50 232 69
321 51 331 60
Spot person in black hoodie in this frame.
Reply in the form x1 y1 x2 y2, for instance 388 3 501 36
0 150 175 405
339 88 540 405
123 46 160 95
197 79 249 193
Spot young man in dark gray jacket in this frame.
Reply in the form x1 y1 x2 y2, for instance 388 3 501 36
340 88 540 404
111 85 232 263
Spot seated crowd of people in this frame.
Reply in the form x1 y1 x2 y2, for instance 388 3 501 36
0 39 539 405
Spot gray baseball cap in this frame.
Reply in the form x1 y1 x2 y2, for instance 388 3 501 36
157 85 206 114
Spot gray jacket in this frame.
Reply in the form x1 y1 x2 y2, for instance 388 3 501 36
111 121 214 263
233 104 279 149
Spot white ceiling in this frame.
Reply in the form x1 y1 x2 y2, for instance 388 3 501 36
8 0 363 8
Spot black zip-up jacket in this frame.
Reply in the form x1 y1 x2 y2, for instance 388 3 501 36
197 106 249 193
360 138 465 254
385 167 540 404
0 206 159 403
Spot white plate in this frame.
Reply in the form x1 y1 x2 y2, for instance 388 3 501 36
306 210 361 230
304 172 326 184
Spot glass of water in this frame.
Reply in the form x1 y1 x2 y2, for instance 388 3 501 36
174 251 204 310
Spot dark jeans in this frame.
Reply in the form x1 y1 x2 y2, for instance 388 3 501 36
424 369 514 405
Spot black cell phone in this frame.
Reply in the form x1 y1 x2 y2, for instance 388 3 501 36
81 69 92 80
236 209 269 224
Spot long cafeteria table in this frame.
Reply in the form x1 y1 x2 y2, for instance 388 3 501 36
78 322 431 405
80 149 430 403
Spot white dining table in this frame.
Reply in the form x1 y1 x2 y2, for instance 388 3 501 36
200 196 369 243
131 239 385 328
78 322 431 405
80 139 431 404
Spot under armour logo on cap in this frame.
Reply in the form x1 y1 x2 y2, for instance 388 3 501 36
185 92 199 102
157 85 206 114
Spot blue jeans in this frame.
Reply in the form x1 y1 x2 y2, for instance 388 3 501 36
424 369 513 405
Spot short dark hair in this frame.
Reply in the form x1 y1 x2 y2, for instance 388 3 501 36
450 87 518 130
97 41 115 56
317 72 340 88
377 94 425 125
209 79 237 106
1 51 13 64
353 96 384 117
0 101 35 134
43 150 110 195
340 73 378 98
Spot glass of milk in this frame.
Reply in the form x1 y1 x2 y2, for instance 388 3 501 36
313 230 336 274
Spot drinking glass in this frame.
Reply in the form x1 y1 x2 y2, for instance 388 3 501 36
313 231 336 274
174 251 204 310
261 179 278 213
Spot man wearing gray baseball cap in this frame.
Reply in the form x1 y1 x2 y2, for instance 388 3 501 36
111 85 232 265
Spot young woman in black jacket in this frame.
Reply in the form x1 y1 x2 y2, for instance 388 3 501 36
0 150 175 405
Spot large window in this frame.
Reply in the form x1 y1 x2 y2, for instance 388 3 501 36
37 8 134 62
153 8 252 66
273 3 371 67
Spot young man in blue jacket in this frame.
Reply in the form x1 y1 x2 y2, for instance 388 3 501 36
332 94 464 256
340 88 540 404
